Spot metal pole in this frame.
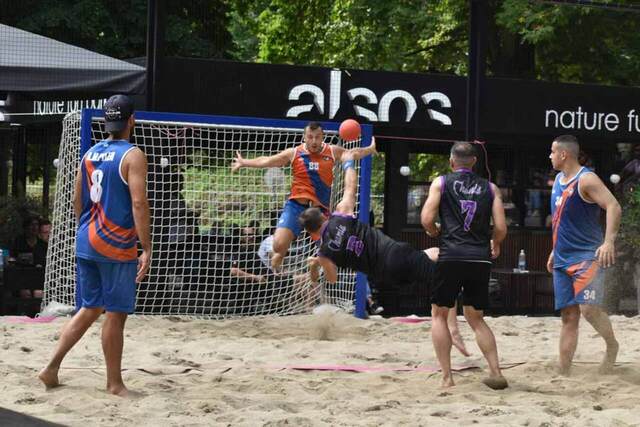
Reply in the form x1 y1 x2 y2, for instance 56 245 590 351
42 130 51 213
145 0 157 110
466 0 487 141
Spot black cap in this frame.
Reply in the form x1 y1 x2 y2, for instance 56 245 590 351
104 94 134 133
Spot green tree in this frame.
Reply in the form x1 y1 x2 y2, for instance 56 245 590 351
4 0 232 59
228 0 469 74
496 0 640 85
228 0 640 85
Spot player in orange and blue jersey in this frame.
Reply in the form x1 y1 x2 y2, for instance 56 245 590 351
39 95 151 397
232 122 376 269
547 134 621 376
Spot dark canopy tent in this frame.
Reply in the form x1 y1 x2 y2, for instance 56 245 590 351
0 24 145 99
0 24 146 206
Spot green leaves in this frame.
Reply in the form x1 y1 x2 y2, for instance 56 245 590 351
229 0 469 74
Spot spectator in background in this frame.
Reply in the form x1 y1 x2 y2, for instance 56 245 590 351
39 218 52 243
616 144 640 195
9 216 47 299
10 216 47 266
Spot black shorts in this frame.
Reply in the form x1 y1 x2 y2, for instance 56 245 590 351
373 244 434 284
431 261 491 309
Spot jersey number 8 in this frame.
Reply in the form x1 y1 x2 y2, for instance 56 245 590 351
90 169 104 203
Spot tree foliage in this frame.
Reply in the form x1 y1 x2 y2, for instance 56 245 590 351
228 0 640 85
3 0 231 59
5 0 640 84
496 0 640 85
228 0 469 74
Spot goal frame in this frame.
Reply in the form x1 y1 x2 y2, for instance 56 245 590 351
79 108 374 319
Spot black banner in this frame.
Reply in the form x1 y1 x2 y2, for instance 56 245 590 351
156 58 467 134
484 78 640 141
158 58 640 142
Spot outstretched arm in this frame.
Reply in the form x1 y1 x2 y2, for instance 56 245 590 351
231 147 294 171
334 137 377 162
314 256 338 284
334 152 358 216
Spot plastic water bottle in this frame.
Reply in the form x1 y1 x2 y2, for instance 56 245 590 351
518 249 526 272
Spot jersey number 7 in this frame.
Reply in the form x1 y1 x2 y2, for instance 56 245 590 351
460 200 477 232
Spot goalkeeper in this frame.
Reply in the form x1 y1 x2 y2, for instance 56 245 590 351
231 121 376 270
300 153 469 356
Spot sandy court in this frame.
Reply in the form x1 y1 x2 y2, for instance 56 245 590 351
1 313 640 426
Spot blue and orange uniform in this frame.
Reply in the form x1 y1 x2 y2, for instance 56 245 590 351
75 139 138 313
278 143 335 237
550 167 605 310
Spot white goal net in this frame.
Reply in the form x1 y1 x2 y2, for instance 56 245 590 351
44 111 369 317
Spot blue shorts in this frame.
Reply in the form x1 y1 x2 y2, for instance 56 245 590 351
76 258 137 313
553 260 604 310
277 199 327 237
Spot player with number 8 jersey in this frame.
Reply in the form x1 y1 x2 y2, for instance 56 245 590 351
40 94 151 397
76 139 138 262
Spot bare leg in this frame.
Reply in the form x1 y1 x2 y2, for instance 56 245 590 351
271 227 295 270
580 305 619 373
39 307 103 389
431 304 454 387
559 305 580 375
463 305 507 389
448 304 470 357
102 311 128 396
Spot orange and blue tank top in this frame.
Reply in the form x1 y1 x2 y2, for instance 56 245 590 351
289 143 335 209
76 139 138 263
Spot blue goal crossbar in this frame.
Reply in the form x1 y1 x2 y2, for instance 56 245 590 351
80 108 373 319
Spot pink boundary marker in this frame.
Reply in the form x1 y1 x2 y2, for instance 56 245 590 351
391 316 431 324
272 364 479 373
3 316 58 324
390 316 468 324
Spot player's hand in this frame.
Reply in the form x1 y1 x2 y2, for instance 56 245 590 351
307 257 320 282
231 151 245 172
426 222 440 237
595 241 615 268
136 249 151 283
546 252 554 273
370 136 377 155
490 240 500 259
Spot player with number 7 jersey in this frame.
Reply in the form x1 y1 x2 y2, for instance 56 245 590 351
421 141 508 389
437 168 494 262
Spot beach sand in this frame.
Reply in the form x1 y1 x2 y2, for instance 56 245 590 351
1 313 639 426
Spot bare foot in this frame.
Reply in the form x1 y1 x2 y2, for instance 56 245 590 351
557 363 571 376
482 375 508 390
38 366 60 389
441 376 455 388
108 384 130 397
450 330 471 357
598 340 619 374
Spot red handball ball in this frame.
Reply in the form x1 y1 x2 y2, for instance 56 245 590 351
339 119 361 141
